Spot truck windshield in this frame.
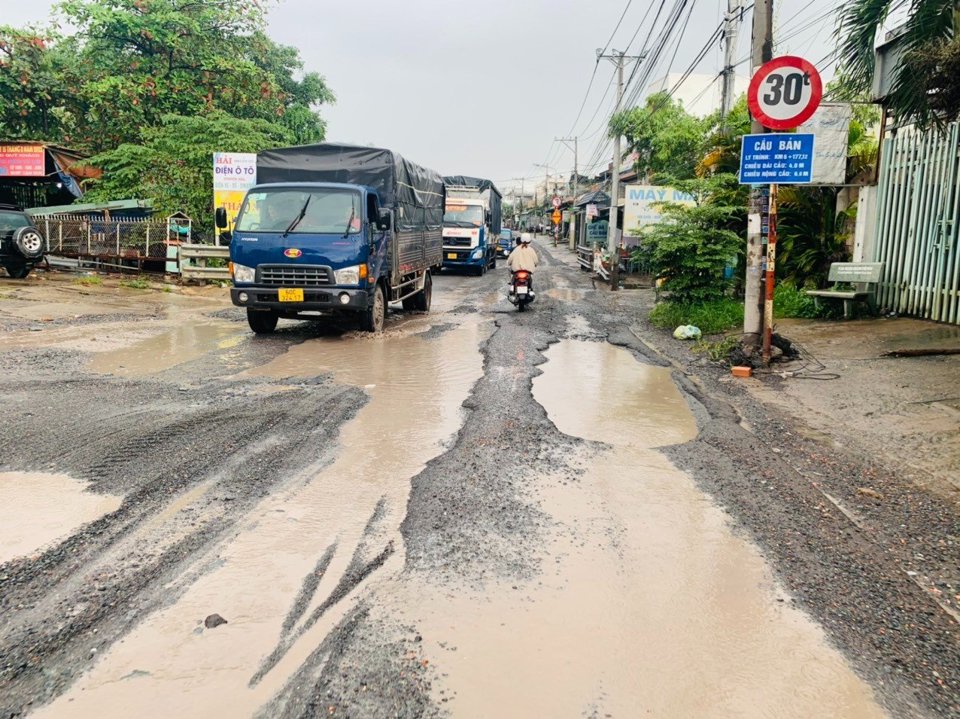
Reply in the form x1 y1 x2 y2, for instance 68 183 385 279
235 188 362 234
444 203 483 227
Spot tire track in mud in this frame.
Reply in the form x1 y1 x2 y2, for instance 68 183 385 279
0 368 367 717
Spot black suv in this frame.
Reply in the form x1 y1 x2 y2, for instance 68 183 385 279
0 204 45 278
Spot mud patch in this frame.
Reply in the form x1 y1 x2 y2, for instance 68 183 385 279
89 322 247 376
0 472 122 564
34 319 488 718
402 341 886 717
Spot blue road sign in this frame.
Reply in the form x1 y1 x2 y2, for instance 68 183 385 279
739 133 815 184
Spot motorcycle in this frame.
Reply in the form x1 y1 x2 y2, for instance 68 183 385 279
508 270 535 312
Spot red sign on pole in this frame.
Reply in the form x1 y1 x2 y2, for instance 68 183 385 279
747 56 822 131
0 144 45 177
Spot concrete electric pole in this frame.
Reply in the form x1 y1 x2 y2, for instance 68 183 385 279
598 49 644 291
743 0 774 345
721 0 745 132
556 135 578 250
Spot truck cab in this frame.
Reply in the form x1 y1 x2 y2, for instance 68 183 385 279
440 178 502 276
441 197 495 275
224 182 412 333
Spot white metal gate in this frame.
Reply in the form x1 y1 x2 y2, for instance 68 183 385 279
874 122 960 324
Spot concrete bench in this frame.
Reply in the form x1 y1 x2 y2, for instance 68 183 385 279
805 262 884 318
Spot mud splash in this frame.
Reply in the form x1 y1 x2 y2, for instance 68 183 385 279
0 472 121 564
34 319 488 718
402 341 885 718
89 322 246 376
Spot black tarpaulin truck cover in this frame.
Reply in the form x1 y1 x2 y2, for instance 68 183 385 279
257 143 445 231
442 175 503 236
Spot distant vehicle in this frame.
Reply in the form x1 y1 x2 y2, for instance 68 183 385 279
219 143 444 334
0 205 45 279
497 229 514 257
440 176 502 276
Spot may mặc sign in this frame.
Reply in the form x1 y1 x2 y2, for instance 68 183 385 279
623 185 696 241
0 143 45 177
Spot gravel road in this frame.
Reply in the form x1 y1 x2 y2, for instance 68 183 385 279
0 243 957 718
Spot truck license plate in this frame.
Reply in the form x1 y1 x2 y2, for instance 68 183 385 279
447 252 458 260
278 288 304 302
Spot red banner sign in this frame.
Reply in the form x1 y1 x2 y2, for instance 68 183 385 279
0 144 46 177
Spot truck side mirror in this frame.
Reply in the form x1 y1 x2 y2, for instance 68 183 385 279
215 207 228 229
485 211 492 225
378 209 392 231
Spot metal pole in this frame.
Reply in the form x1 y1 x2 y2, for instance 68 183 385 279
572 137 578 250
762 183 778 364
743 0 774 346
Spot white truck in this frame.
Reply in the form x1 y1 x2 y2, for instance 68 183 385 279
440 176 502 276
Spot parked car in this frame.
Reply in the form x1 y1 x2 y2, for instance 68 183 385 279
497 228 514 257
0 205 45 279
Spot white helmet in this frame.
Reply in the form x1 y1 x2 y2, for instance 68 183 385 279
520 233 533 244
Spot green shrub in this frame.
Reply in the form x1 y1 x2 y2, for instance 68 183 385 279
74 275 103 286
774 281 838 319
120 277 151 290
692 335 741 362
649 298 744 335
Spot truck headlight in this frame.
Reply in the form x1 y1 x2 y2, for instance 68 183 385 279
232 263 255 283
471 249 483 260
334 265 361 285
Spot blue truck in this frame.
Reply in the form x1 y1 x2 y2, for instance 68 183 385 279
439 176 502 276
217 143 444 334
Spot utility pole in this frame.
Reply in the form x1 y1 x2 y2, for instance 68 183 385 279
721 0 745 132
533 162 553 235
743 0 774 346
598 49 644 291
556 135 578 250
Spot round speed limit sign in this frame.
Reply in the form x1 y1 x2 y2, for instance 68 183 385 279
747 56 822 130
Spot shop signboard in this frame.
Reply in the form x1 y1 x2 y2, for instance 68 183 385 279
0 143 45 177
213 152 257 242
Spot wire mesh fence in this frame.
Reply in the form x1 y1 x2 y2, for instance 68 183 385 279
34 215 189 262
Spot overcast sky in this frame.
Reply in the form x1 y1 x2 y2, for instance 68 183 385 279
2 0 841 191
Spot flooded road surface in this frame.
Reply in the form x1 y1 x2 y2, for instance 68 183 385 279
34 318 489 719
88 321 247 376
400 341 886 718
0 472 122 564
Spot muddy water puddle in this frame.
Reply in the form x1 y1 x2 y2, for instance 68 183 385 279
35 319 489 719
88 322 247 376
403 340 885 718
0 472 121 564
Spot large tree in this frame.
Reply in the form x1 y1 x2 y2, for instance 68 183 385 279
610 91 705 182
0 0 334 230
837 0 960 127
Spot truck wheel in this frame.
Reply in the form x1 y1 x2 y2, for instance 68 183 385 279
362 284 386 332
247 309 278 334
491 256 497 270
409 272 432 312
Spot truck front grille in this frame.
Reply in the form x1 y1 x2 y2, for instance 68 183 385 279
258 264 333 286
443 237 473 247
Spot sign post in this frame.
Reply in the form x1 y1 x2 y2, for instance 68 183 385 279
744 55 822 365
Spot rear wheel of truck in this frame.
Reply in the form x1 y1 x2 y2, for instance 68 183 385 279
361 284 386 332
247 309 278 334
403 272 432 312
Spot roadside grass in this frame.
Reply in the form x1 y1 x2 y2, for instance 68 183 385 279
692 335 741 362
649 298 744 335
73 275 103 287
119 277 151 290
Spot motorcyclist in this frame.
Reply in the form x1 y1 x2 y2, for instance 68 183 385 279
507 233 538 293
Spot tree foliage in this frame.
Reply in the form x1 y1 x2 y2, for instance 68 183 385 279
836 1 960 127
0 0 334 229
611 91 706 181
633 176 742 303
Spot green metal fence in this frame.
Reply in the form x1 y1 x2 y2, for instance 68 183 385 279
874 122 960 324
